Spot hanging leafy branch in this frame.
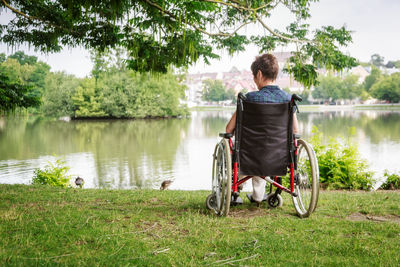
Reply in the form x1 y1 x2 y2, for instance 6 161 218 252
0 0 357 86
0 72 41 112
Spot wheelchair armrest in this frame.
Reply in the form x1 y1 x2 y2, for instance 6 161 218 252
293 133 301 139
219 133 233 139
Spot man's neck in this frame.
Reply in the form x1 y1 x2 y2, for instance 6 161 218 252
258 81 275 90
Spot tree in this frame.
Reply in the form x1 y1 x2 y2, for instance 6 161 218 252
0 72 41 112
0 55 45 112
72 78 106 117
202 79 230 102
312 75 341 101
370 53 385 67
363 66 381 92
41 71 80 117
1 0 357 87
8 51 38 65
312 74 363 102
90 50 110 84
386 61 396 69
340 75 363 100
226 88 236 102
1 52 51 106
370 73 400 103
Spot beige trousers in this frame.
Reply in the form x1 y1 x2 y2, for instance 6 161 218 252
240 175 266 202
251 176 267 202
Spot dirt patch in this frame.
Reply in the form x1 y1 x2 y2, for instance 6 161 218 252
346 212 400 224
229 207 273 218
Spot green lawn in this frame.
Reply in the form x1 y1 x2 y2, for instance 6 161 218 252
1 184 399 266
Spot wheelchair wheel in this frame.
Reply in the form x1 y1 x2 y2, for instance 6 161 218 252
205 193 216 210
292 139 319 218
266 193 283 208
210 139 232 216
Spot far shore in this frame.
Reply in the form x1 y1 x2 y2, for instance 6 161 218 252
190 103 400 111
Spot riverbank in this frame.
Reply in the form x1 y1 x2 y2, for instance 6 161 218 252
190 104 400 112
1 184 399 266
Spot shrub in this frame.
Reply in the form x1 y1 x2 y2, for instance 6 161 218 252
309 126 374 190
32 159 71 188
380 171 400 190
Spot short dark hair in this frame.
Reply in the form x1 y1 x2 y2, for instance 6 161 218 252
250 54 279 81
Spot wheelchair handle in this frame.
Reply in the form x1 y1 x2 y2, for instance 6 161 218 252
291 94 302 102
238 92 247 101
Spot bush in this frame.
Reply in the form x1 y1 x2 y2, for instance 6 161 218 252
380 171 400 190
309 126 374 190
32 159 71 188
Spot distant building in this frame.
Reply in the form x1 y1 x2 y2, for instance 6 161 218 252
185 52 305 105
350 66 370 84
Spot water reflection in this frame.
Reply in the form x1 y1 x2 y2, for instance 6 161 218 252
0 117 191 189
1 109 400 189
298 110 400 143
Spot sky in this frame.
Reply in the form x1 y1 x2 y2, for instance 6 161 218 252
1 0 399 77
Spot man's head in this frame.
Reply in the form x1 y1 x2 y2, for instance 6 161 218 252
251 54 279 89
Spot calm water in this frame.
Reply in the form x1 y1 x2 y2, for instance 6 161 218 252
1 109 400 190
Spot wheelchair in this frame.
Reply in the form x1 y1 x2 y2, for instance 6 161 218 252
206 93 319 218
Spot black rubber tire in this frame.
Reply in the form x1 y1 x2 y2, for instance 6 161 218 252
206 193 216 210
266 193 283 208
210 139 232 216
292 139 319 218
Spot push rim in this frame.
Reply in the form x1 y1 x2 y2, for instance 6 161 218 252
211 139 232 216
292 139 319 218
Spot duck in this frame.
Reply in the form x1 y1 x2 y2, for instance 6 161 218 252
160 180 173 190
75 176 84 188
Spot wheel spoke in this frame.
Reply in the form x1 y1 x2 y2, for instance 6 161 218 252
210 139 232 216
292 139 319 218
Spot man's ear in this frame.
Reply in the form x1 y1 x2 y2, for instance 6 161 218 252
257 70 262 80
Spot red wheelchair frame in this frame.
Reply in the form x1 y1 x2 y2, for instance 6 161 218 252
207 93 319 217
228 136 299 197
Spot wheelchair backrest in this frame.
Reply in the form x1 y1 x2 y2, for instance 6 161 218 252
235 97 293 176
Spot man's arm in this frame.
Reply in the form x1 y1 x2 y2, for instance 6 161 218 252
293 113 299 134
226 111 236 133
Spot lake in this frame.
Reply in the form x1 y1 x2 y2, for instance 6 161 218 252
1 108 400 190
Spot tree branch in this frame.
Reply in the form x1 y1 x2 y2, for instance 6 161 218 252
1 0 71 31
141 0 252 37
255 13 316 44
201 0 274 12
1 0 41 21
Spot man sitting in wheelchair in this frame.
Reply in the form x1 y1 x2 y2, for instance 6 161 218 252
207 53 319 218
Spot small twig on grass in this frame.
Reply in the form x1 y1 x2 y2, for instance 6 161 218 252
85 216 94 224
213 254 259 266
212 257 235 264
203 252 217 259
109 244 126 256
152 248 170 255
18 253 75 260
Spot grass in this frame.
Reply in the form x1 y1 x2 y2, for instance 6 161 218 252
1 184 400 266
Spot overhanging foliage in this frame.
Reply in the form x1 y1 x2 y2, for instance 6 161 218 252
1 0 357 86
